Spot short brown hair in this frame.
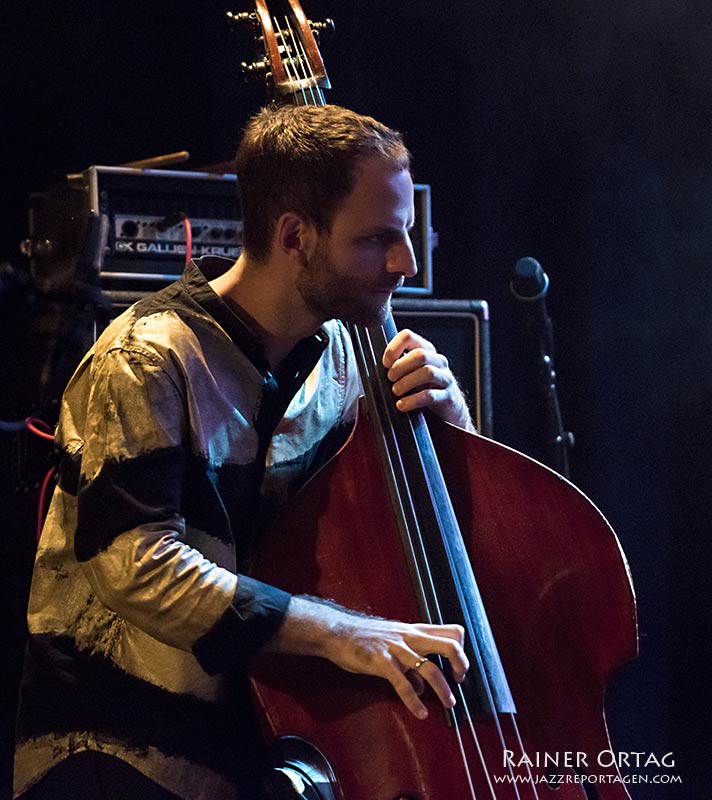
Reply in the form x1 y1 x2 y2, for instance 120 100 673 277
235 104 411 262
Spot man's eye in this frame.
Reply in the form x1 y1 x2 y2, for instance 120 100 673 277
365 233 390 245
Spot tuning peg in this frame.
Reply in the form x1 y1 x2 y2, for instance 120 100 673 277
240 59 270 80
226 10 257 28
310 18 335 36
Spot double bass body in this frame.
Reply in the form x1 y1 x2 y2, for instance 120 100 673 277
249 405 638 799
239 4 638 796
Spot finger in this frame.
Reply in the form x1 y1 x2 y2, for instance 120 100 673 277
398 646 429 695
383 646 459 717
391 365 450 399
409 629 470 683
386 348 448 383
415 659 457 710
382 658 430 719
382 330 436 369
413 623 466 645
406 669 426 696
394 387 450 414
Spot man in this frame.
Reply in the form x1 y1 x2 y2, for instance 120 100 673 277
14 104 473 799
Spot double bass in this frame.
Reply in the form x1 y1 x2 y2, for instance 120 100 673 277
231 3 639 797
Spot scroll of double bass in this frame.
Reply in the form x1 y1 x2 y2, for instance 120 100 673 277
233 3 639 797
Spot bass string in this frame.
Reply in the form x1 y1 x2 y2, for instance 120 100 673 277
275 19 539 795
254 6 594 798
363 320 542 799
404 404 540 799
504 711 546 797
284 13 320 103
274 14 322 106
353 322 483 798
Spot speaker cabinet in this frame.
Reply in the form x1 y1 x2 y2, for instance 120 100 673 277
392 298 492 437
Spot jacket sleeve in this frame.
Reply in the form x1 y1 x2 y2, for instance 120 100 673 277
73 345 290 671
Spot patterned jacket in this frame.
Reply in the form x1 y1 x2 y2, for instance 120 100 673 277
14 257 361 799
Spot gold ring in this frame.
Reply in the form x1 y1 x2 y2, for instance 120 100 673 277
413 656 428 671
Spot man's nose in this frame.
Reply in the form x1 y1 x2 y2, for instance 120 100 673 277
386 237 418 278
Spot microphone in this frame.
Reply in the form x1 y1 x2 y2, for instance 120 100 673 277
510 256 553 354
509 256 573 476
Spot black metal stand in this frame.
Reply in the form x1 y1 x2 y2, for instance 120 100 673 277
535 334 575 479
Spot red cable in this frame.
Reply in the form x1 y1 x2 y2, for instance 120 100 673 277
183 216 193 266
25 417 55 442
37 466 57 542
22 417 56 541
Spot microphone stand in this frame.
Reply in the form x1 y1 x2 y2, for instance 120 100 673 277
511 258 574 479
535 326 574 479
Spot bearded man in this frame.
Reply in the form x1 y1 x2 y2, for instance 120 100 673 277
14 104 473 800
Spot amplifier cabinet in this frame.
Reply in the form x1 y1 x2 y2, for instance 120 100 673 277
26 166 241 292
26 166 434 295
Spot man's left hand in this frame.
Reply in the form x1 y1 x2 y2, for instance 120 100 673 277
382 329 475 432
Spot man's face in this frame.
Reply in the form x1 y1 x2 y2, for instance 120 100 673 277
297 157 417 326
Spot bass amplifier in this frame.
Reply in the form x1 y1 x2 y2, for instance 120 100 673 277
24 166 435 296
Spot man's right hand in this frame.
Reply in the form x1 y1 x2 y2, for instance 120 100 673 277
265 595 469 720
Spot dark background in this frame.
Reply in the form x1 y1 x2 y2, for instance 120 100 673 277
2 1 710 798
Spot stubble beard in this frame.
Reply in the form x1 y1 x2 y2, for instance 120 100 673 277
296 238 395 326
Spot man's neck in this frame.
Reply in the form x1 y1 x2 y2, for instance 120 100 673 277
209 253 321 370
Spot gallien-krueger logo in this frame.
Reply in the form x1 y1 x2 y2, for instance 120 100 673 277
114 241 240 257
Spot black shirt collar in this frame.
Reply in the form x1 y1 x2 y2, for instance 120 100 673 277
181 256 329 386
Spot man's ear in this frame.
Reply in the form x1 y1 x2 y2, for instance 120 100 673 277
273 212 317 261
